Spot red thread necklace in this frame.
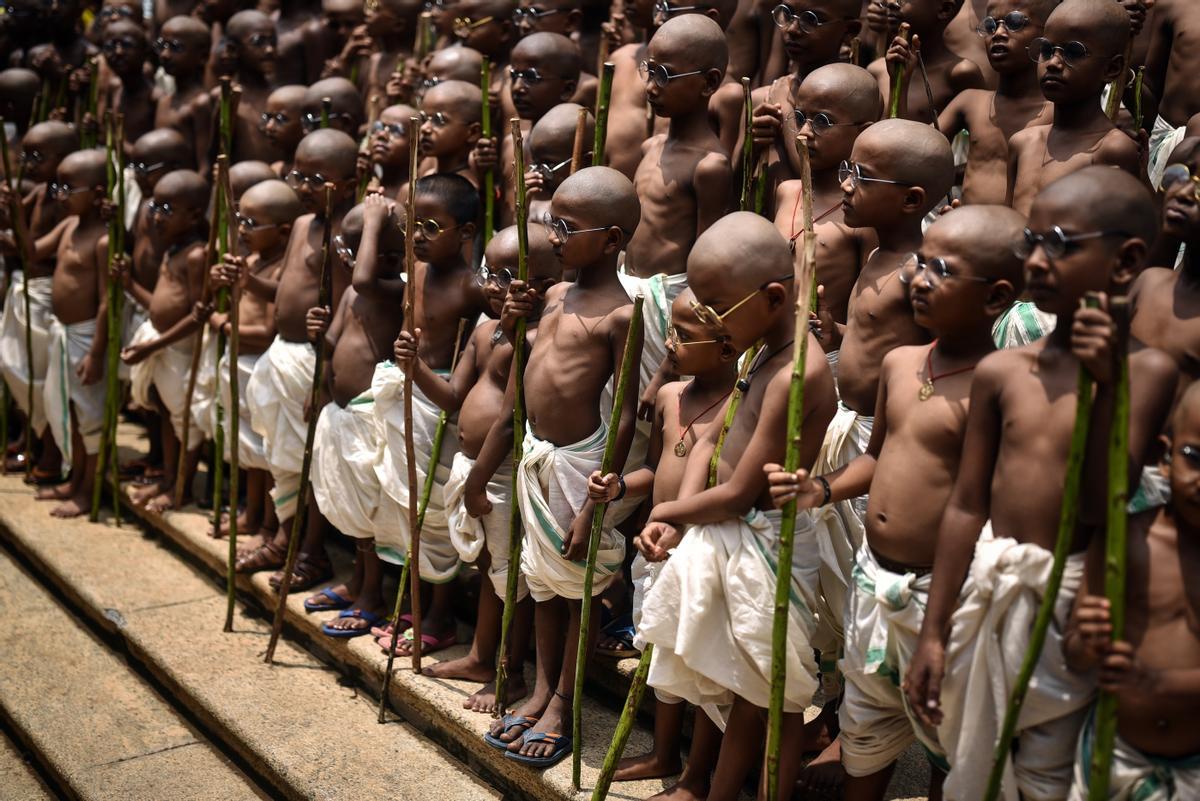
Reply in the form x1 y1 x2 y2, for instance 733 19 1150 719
675 382 733 457
919 340 976 401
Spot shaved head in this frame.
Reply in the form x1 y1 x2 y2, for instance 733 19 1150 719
155 169 210 211
240 179 302 225
225 9 273 40
269 84 307 107
688 212 791 293
1172 379 1200 433
25 121 79 156
1038 166 1157 244
487 223 560 279
927 205 1027 288
162 14 211 44
855 118 955 205
1047 0 1129 54
59 149 108 188
650 14 728 75
421 79 483 124
305 77 365 126
513 32 581 81
0 68 40 101
426 46 485 82
133 128 193 166
530 103 593 153
229 160 278 197
554 167 640 233
800 63 881 121
295 128 359 179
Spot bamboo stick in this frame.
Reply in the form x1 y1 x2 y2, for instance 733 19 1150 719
739 77 754 211
220 156 242 632
357 95 380 202
211 82 237 539
492 118 530 716
1132 67 1146 132
415 11 433 62
981 293 1103 801
849 37 861 67
263 183 336 665
593 63 614 167
481 58 495 246
764 139 818 800
1087 298 1130 801
572 294 644 789
570 107 588 175
107 112 125 525
887 23 912 119
81 58 100 149
1105 41 1134 122
320 96 332 129
0 115 34 479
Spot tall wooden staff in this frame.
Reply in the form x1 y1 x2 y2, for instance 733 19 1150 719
887 23 912 119
0 116 34 479
1105 42 1135 122
739 77 754 211
982 294 1102 801
492 119 531 713
570 107 588 174
210 81 238 539
263 183 335 665
764 138 818 800
481 58 495 246
572 294 644 790
219 155 243 632
1087 298 1131 801
593 63 615 167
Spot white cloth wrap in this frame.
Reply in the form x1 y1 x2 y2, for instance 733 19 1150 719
311 395 383 540
246 336 315 522
118 294 148 382
191 330 218 439
44 317 105 459
371 361 460 582
811 402 871 661
638 509 821 727
1149 115 1187 190
444 450 523 599
992 301 1056 349
939 530 1093 801
127 319 203 447
839 546 944 777
1069 709 1200 801
515 423 624 602
0 272 53 432
630 553 680 705
216 350 269 471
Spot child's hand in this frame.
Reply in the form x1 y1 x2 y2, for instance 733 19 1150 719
471 136 498 172
865 0 897 33
361 191 392 225
524 167 546 197
811 285 840 349
340 24 373 61
120 341 152 366
762 464 826 509
1069 594 1113 669
500 280 537 340
212 254 245 288
1071 293 1116 384
464 473 493 517
1099 640 1156 695
600 11 629 50
207 311 228 332
634 521 682 562
393 328 420 367
751 102 782 153
886 30 919 83
306 305 331 342
587 471 622 503
191 299 214 324
1118 0 1150 35
903 636 945 727
110 254 133 289
562 509 593 560
77 351 103 384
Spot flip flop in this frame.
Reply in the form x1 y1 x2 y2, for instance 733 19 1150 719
375 626 457 654
596 616 638 658
321 608 386 638
304 587 354 613
370 613 413 640
483 714 540 749
504 730 572 767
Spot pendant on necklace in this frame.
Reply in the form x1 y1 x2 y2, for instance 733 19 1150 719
918 378 935 401
674 440 688 457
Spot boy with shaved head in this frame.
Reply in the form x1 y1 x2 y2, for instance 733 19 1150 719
418 80 484 188
473 166 642 766
1006 0 1141 215
524 102 593 226
366 103 416 199
767 205 1028 800
221 10 283 164
301 77 366 140
906 167 1179 801
261 85 307 178
636 212 835 800
154 15 215 173
96 18 156 151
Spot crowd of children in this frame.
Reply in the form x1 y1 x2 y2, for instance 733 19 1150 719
1 0 1198 797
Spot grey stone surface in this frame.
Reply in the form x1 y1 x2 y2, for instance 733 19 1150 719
0 732 54 800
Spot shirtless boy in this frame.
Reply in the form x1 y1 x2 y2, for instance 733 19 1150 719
97 18 156 151
367 103 417 199
260 85 307 177
128 129 194 301
1063 381 1200 800
300 77 366 139
635 212 835 801
119 170 210 512
235 128 359 585
153 15 215 173
451 0 515 82
220 11 282 164
417 80 484 187
905 167 1178 801
1141 0 1200 187
395 224 558 712
937 0 1055 204
474 167 642 767
1005 0 1141 216
767 205 1027 800
524 102 593 226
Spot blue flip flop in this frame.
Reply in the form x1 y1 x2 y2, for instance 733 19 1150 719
321 608 386 638
483 714 539 750
304 587 353 613
504 730 572 768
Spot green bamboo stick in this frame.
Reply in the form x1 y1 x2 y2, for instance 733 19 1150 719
220 156 241 632
264 183 335 665
481 58 494 246
573 293 644 790
1132 66 1145 132
320 96 332 129
107 112 125 525
0 115 34 479
739 77 753 211
493 118 530 715
90 112 120 522
592 62 614 167
887 23 912 119
1105 42 1134 122
765 139 818 800
982 294 1102 801
1087 298 1131 801
570 107 588 174
211 83 234 539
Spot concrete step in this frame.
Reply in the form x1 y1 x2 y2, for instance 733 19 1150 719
0 544 263 801
0 730 56 800
0 471 501 801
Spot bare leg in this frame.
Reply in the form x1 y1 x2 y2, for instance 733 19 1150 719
771 710 813 801
51 416 96 518
259 472 279 535
131 401 176 505
33 427 62 477
647 703 723 800
928 761 945 801
395 579 457 655
323 540 388 634
615 698 685 781
487 597 565 744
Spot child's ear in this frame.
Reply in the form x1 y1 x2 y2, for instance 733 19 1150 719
1102 51 1126 84
564 8 582 33
984 279 1017 316
843 17 863 39
466 120 482 143
702 68 722 97
603 224 624 254
459 220 476 241
559 78 577 102
278 222 292 239
719 338 739 362
1158 433 1172 478
901 185 927 214
1111 237 1147 290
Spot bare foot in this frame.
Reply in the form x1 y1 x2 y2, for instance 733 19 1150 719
647 780 708 801
486 701 541 744
35 483 72 501
464 673 528 714
796 739 844 797
219 510 259 538
422 653 495 682
50 495 90 518
614 750 683 782
128 481 163 506
509 695 570 758
393 620 455 656
144 491 178 514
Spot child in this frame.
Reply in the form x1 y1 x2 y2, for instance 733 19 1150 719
0 69 41 155
153 15 216 173
474 166 643 766
221 11 282 164
235 128 359 586
96 18 156 151
395 45 485 108
1063 381 1200 801
525 102 593 226
0 120 76 479
295 0 364 85
905 167 1178 801
261 84 307 178
417 79 484 187
1142 0 1200 187
207 178 302 538
395 224 559 712
128 129 194 298
451 0 515 83
1006 0 1141 216
937 0 1055 205
766 205 1027 800
371 173 488 653
635 212 835 799
299 196 407 636
367 103 417 199
300 77 366 139
868 0 987 127
119 170 210 512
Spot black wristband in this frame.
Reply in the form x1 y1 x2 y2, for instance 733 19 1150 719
816 475 832 506
614 474 627 502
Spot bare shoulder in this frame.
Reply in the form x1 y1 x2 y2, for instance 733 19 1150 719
882 342 927 374
656 379 687 410
1130 344 1180 389
950 57 986 90
866 56 886 80
694 148 732 180
1132 266 1176 296
1094 127 1140 167
612 42 640 65
1008 122 1047 150
975 345 1030 386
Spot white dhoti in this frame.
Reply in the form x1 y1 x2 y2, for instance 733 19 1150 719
939 531 1093 801
444 450 522 599
0 272 53 432
839 546 945 777
1069 709 1200 801
311 394 382 540
191 330 218 439
638 509 821 727
216 350 269 471
993 301 1055 349
1149 115 1187 190
44 317 105 460
119 295 148 382
127 320 203 447
371 361 460 582
516 424 624 602
246 336 315 522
